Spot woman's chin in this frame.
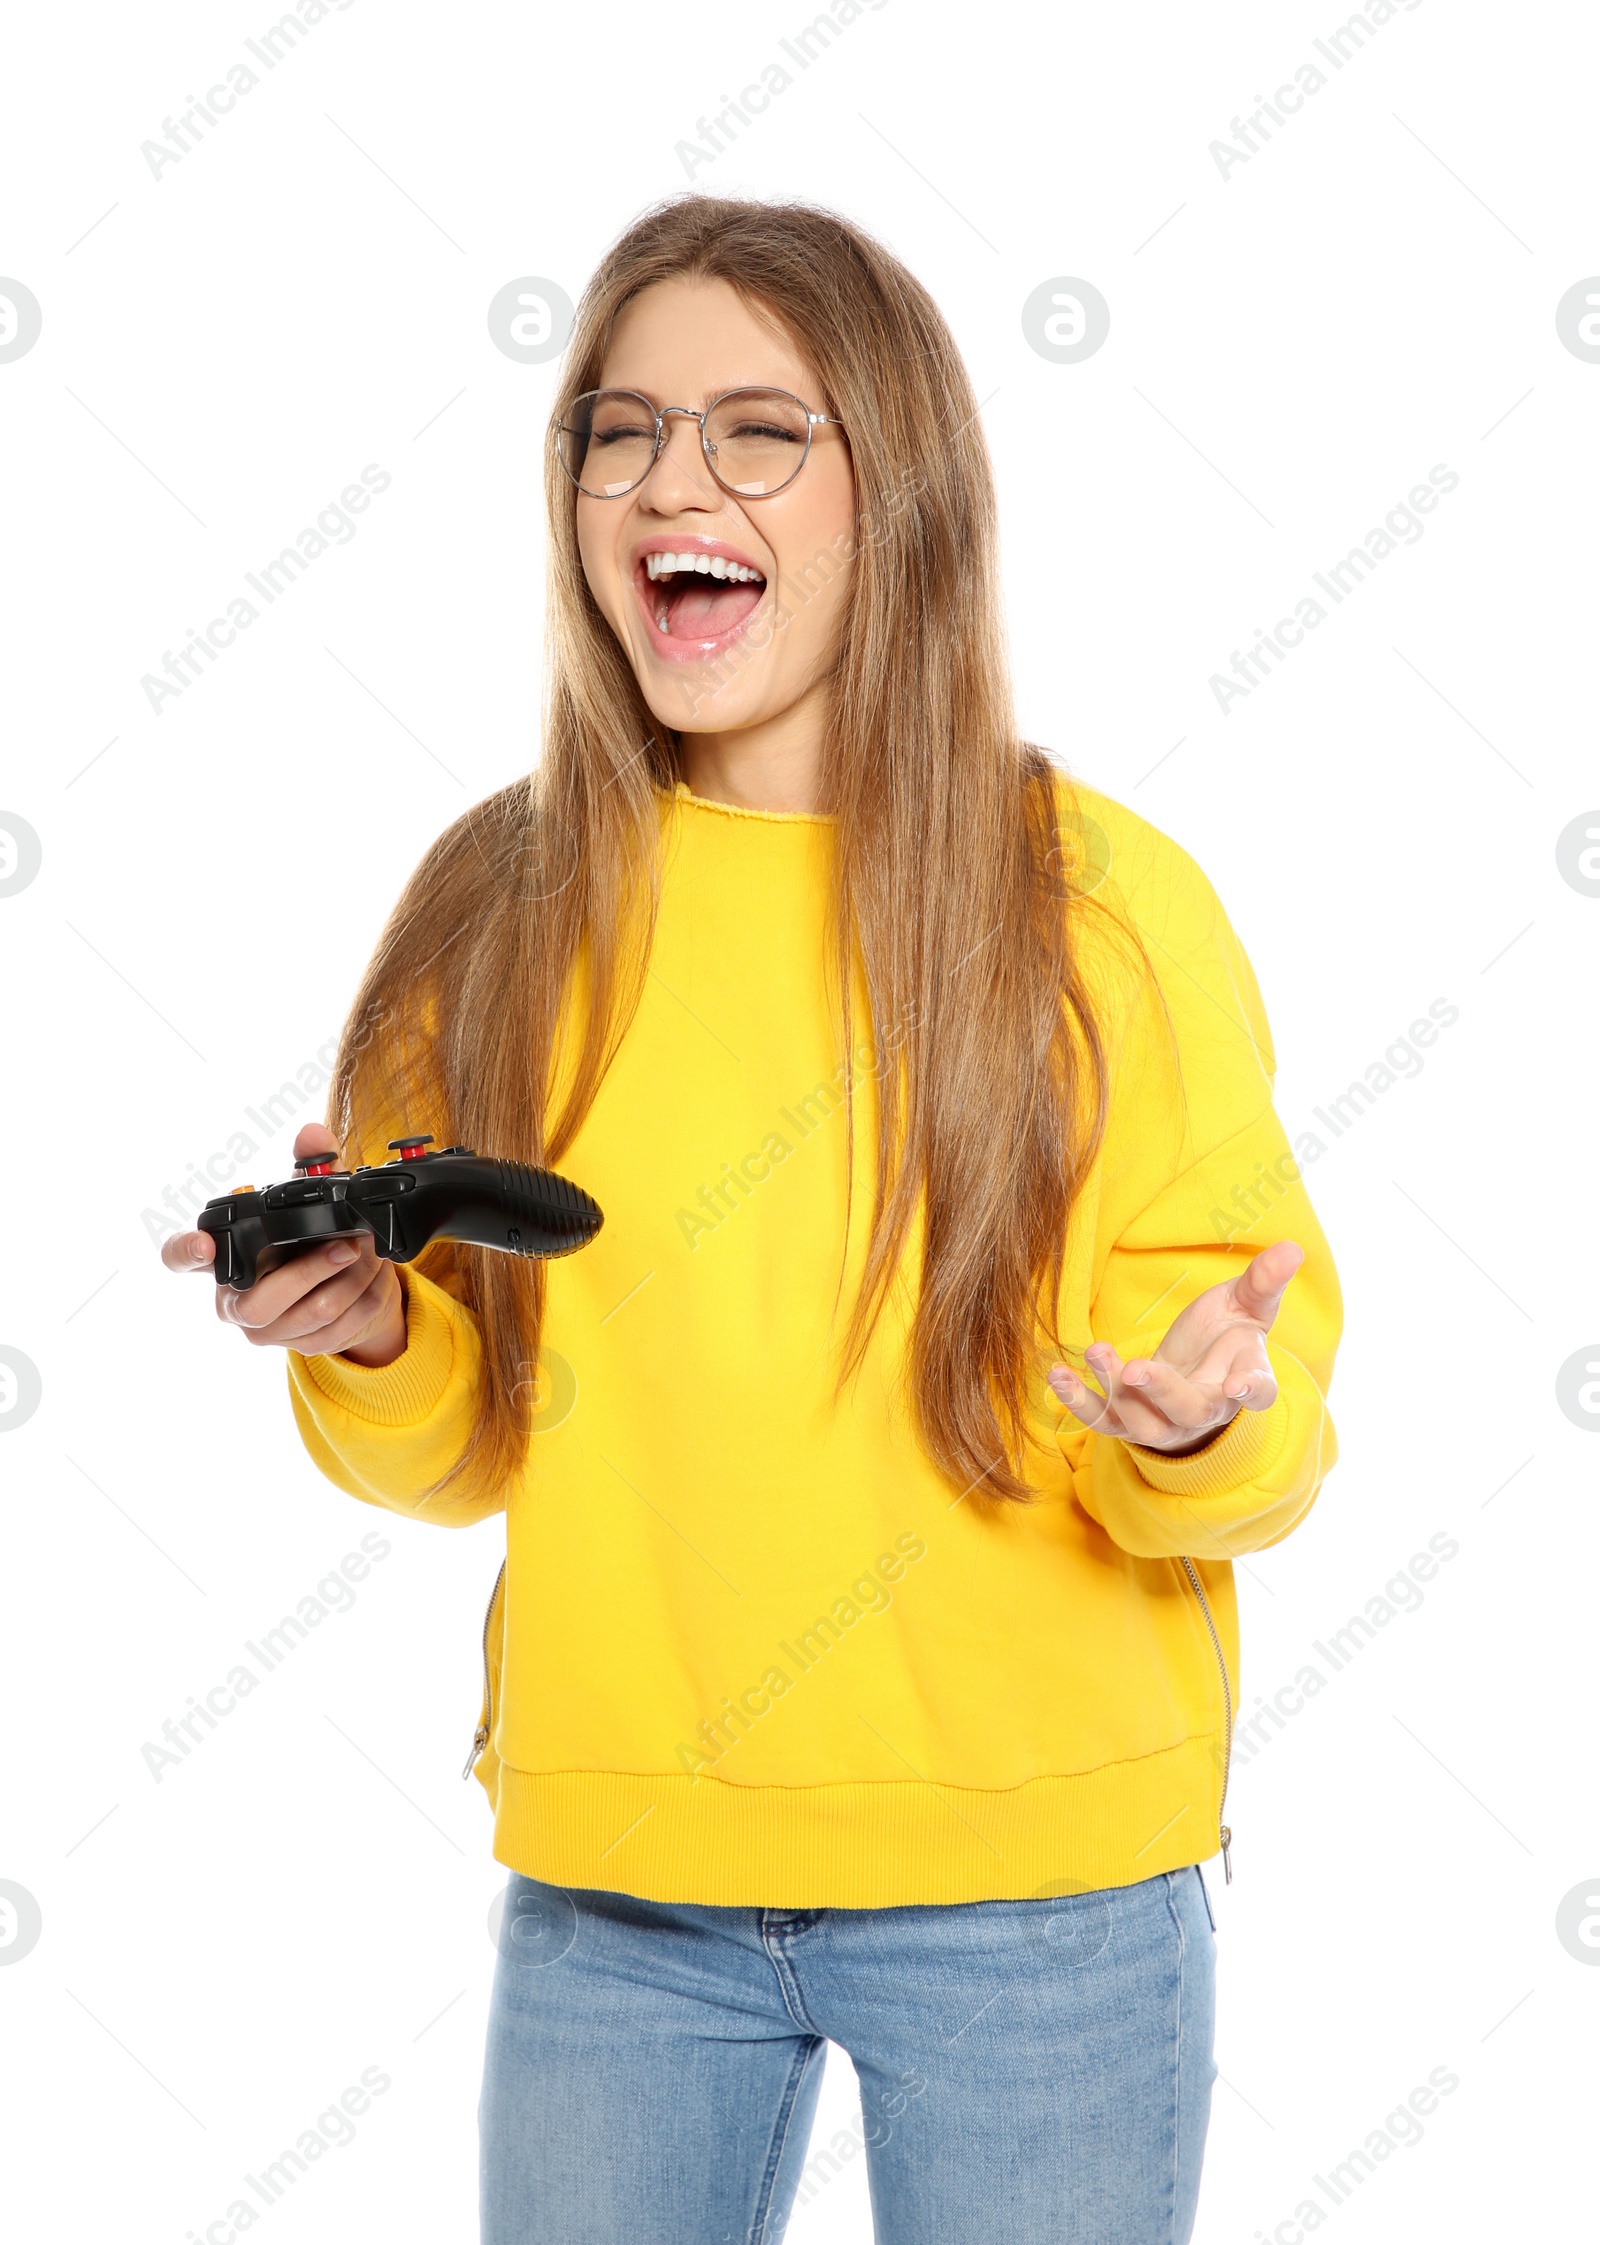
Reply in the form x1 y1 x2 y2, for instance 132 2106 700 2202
634 667 780 737
630 642 775 726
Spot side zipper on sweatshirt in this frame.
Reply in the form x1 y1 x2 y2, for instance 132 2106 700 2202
462 1559 506 1781
1179 1555 1234 1884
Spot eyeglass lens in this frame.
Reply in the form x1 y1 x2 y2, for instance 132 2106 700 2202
558 389 816 498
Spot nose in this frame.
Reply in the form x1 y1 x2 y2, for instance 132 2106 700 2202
638 408 719 512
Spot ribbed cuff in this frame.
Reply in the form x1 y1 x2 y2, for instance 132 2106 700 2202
1123 1390 1290 1496
293 1270 459 1427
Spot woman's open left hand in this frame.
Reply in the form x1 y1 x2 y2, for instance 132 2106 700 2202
1047 1240 1303 1457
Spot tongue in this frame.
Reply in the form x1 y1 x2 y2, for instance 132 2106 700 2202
666 576 763 636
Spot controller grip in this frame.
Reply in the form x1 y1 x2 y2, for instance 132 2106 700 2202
204 1217 259 1291
490 1159 604 1258
198 1195 367 1292
346 1156 603 1263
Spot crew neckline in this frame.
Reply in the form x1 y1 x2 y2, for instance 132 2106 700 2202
662 779 835 827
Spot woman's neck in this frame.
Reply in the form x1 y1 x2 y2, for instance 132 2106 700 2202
677 689 826 814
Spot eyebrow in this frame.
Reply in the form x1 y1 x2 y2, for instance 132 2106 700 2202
593 383 787 407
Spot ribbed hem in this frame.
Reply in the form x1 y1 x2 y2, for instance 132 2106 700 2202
1124 1392 1289 1496
292 1271 457 1427
474 1740 1225 1908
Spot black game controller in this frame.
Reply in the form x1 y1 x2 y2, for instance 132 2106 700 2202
198 1135 604 1292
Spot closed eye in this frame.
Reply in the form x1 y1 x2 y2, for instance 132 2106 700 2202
717 419 804 444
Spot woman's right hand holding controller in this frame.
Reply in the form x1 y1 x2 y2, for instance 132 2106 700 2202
159 1124 408 1367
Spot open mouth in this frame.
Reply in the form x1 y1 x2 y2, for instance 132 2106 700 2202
634 547 768 658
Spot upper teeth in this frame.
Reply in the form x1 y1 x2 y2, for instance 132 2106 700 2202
645 551 763 583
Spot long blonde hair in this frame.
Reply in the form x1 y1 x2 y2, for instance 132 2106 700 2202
333 194 1138 1503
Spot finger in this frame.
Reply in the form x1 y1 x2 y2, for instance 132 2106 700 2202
1085 1340 1125 1387
162 1229 215 1275
1229 1239 1304 1329
1046 1362 1113 1432
220 1238 370 1328
277 1266 397 1360
1182 1326 1277 1406
1125 1357 1282 1456
1138 1345 1276 1435
1054 1343 1143 1439
1086 1342 1178 1439
242 1256 388 1347
1214 1342 1278 1411
1117 1353 1218 1430
293 1120 343 1165
1051 1357 1246 1451
1094 1351 1221 1447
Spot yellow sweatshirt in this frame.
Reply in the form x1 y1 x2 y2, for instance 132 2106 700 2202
289 777 1341 1908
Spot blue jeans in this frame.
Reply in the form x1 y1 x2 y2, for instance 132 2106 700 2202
479 1864 1217 2243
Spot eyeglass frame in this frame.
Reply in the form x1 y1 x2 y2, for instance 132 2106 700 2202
553 385 846 501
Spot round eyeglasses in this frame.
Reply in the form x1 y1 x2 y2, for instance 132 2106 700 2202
554 386 845 501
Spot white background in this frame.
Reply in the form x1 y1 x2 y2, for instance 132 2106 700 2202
2 1 1595 2238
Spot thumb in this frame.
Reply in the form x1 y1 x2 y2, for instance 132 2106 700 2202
1231 1239 1304 1328
293 1121 342 1166
160 1227 215 1273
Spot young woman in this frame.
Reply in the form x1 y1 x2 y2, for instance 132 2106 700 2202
166 197 1341 2245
